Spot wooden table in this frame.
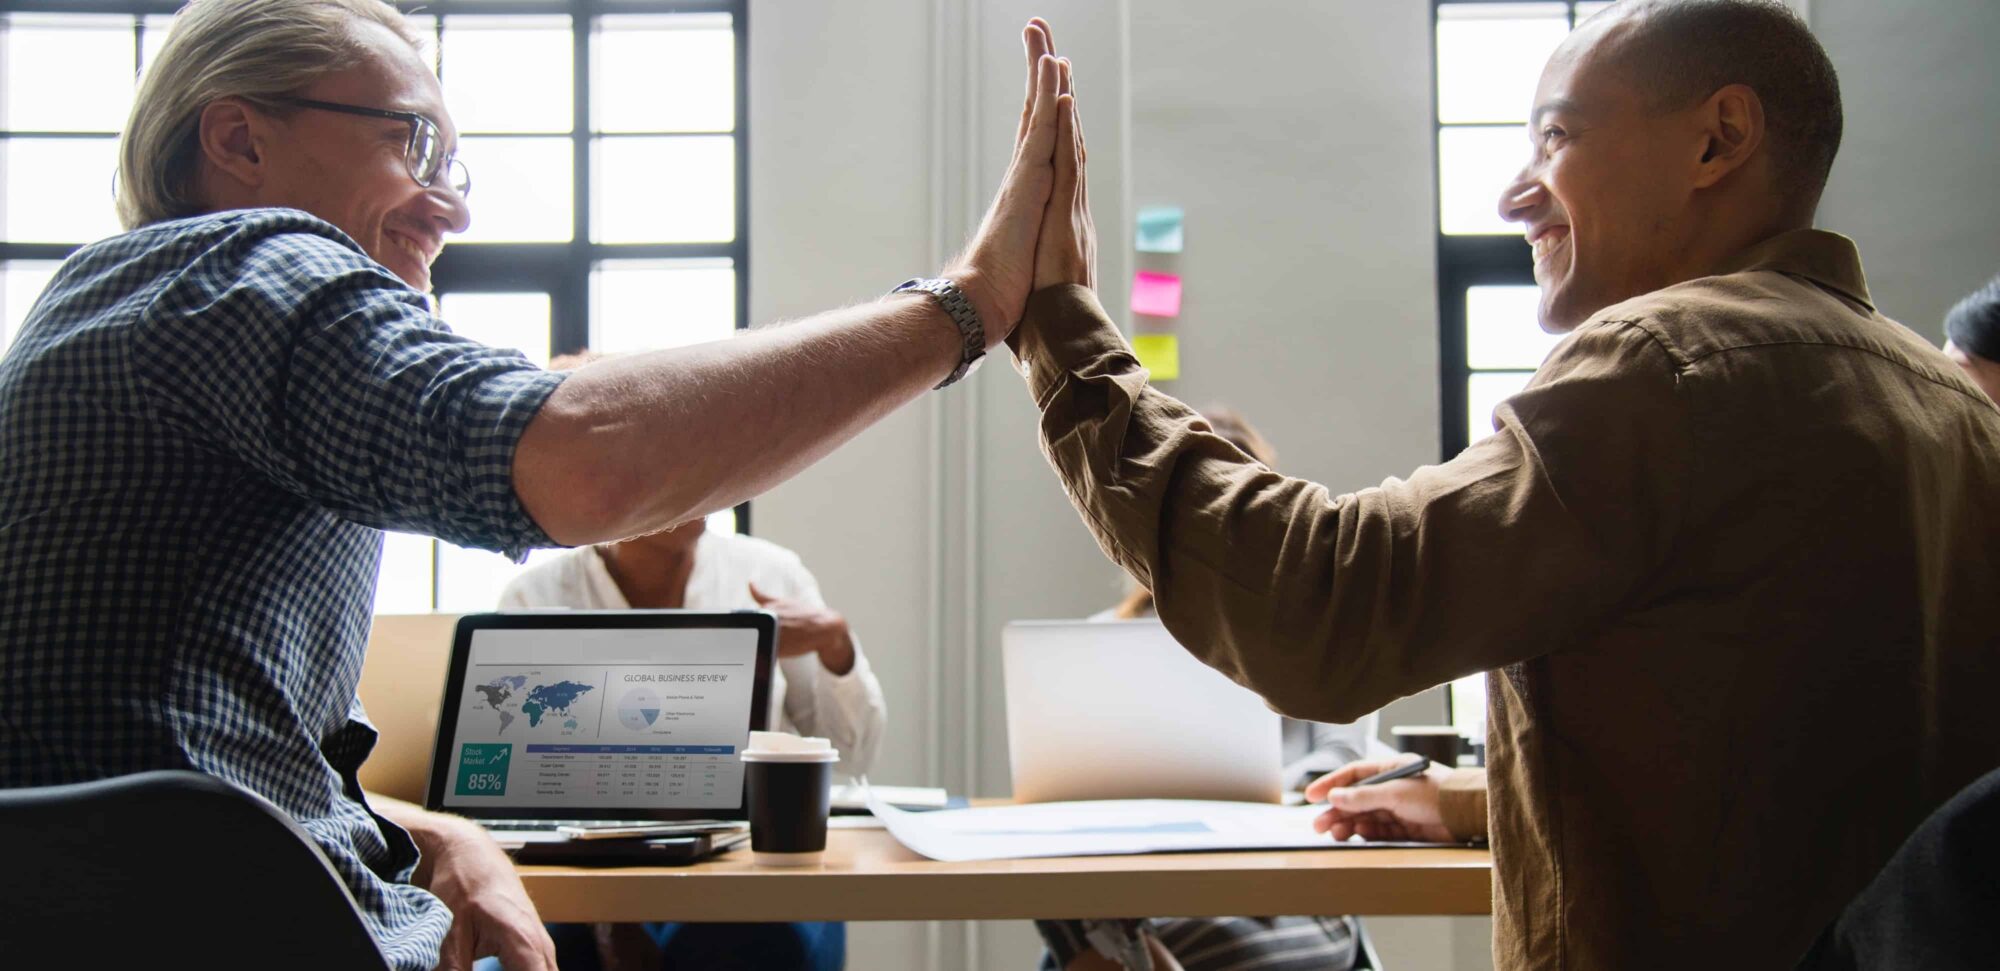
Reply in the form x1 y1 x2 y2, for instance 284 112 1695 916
518 826 1492 923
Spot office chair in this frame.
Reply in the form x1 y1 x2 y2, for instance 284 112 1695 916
1794 765 2000 971
0 769 393 970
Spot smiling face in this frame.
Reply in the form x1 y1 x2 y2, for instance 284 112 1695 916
246 20 469 292
1497 18 1714 332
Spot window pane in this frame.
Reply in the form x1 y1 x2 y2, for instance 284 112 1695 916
708 507 738 535
1 137 122 244
592 136 733 243
437 544 565 614
138 15 175 75
1436 4 1568 125
454 136 572 243
1439 126 1527 236
593 14 733 133
2 14 135 133
438 291 552 367
442 15 572 134
1467 284 1562 370
590 259 734 354
3 260 59 353
1450 673 1487 746
1468 370 1535 438
373 531 435 614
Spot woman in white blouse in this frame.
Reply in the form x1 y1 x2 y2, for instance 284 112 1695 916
498 517 887 782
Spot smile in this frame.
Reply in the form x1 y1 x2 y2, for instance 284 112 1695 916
1530 226 1569 266
385 230 436 268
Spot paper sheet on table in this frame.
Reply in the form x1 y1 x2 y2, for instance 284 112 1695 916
867 794 1456 862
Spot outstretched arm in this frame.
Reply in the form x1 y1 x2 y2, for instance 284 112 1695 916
516 22 1069 546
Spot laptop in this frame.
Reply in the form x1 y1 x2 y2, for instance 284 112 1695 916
1003 619 1283 804
424 610 776 843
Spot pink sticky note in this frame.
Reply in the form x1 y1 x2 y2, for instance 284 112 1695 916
1130 270 1183 318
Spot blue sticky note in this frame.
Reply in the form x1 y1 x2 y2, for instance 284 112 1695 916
1136 205 1184 253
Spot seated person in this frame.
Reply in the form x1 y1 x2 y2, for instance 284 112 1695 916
1944 274 2000 403
498 371 888 970
1037 407 1372 971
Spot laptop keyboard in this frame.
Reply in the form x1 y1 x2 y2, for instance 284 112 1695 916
481 819 658 831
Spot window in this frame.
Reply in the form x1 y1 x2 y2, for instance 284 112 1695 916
1432 0 1612 738
0 1 750 616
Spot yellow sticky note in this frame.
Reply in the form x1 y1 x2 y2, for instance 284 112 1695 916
1132 333 1180 380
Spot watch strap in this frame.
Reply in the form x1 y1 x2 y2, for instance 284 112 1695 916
892 277 985 389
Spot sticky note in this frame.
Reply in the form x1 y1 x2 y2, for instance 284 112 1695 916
1132 334 1180 380
1131 270 1183 318
1136 205 1184 253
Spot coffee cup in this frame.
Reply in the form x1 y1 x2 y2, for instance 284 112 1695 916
1390 725 1465 768
741 731 840 867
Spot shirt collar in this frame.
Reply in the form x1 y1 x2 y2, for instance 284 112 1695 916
1714 228 1875 311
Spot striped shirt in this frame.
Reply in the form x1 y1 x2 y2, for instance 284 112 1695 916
0 208 565 970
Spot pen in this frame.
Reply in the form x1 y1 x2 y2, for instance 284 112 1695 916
1353 756 1432 786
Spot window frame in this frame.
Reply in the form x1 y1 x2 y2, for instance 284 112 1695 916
1432 0 1592 460
0 0 752 536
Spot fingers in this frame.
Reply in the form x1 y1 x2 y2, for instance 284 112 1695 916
1050 90 1078 219
1016 21 1053 148
1322 780 1411 816
1017 54 1061 167
1304 758 1401 801
748 582 773 604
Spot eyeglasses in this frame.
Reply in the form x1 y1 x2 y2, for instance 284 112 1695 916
274 96 471 198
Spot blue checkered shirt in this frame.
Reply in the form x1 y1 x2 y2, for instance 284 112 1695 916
0 209 566 970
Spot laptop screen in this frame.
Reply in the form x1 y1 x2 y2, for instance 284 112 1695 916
433 617 769 817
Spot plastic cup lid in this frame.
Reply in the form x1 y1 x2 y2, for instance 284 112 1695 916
741 731 840 762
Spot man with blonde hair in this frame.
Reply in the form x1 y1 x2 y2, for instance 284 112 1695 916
0 2 1074 968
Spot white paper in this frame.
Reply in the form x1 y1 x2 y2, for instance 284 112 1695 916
866 793 1456 863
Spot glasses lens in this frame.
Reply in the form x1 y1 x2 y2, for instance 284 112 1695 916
446 158 472 198
408 121 443 185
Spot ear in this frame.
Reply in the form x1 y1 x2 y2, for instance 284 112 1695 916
1690 83 1765 189
196 97 270 193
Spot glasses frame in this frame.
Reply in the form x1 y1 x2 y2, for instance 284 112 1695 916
274 96 471 197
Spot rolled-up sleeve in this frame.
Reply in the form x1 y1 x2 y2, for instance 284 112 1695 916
132 221 566 559
1010 285 1690 723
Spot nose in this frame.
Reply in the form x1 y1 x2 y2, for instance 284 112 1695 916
426 179 472 236
1497 162 1546 227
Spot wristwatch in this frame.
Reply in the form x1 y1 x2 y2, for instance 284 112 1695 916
891 277 985 389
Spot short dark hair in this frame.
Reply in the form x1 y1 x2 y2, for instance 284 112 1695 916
1946 275 2000 363
1608 0 1843 216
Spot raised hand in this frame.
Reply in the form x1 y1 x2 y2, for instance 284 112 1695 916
943 20 1065 346
1304 757 1458 844
1034 52 1095 291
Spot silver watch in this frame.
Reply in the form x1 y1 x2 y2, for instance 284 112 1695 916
892 277 985 389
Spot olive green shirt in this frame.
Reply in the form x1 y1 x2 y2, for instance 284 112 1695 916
1011 229 2000 970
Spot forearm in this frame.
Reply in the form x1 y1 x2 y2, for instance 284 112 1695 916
1012 287 1536 722
515 293 961 545
369 792 485 887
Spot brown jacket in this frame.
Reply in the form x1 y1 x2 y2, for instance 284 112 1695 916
1011 230 2000 970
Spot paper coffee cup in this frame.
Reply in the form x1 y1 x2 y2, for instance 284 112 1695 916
742 732 840 867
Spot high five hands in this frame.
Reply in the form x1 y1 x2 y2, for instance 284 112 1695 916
947 18 1098 348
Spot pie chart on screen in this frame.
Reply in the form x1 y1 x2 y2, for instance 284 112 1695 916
618 687 662 731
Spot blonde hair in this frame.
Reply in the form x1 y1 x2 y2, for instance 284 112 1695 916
116 0 429 229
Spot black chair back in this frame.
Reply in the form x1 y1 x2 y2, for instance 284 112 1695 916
0 769 392 970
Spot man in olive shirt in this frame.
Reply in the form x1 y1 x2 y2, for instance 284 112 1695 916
1011 3 2000 968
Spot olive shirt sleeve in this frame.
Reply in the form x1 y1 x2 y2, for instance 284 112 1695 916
1008 285 1691 725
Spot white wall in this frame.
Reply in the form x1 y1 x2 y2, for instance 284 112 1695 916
745 1 2000 968
1813 0 2000 338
